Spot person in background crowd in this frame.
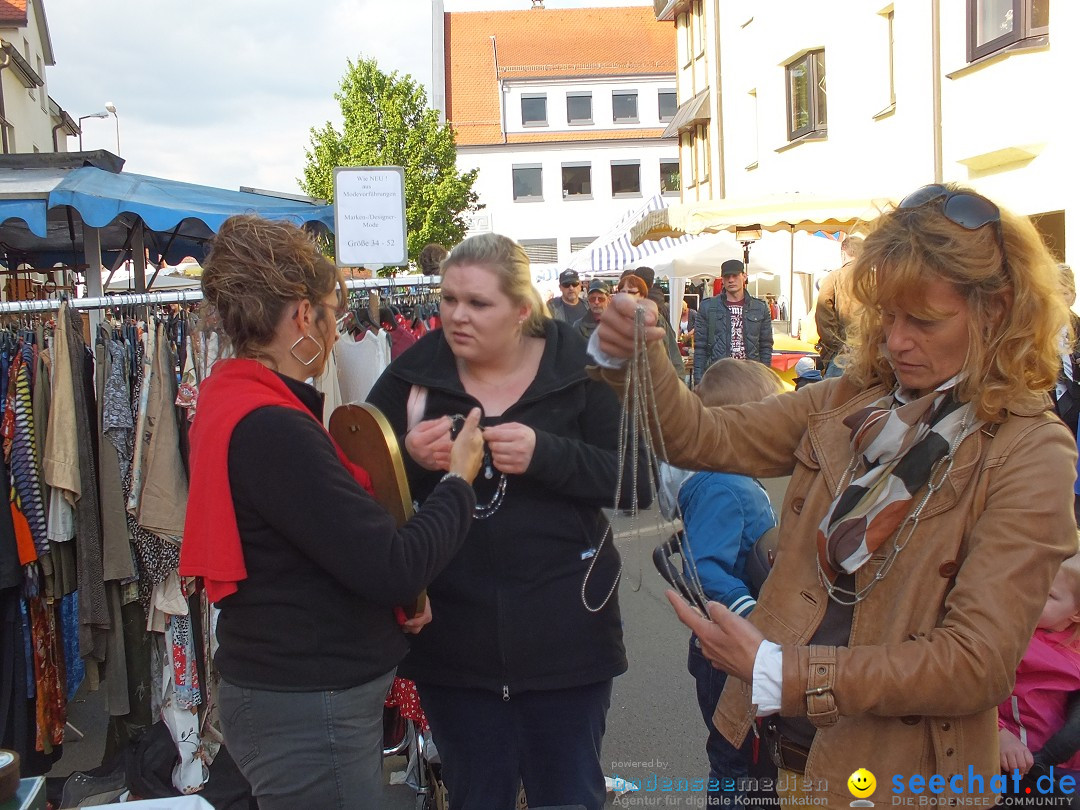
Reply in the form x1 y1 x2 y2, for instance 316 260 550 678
179 215 484 810
368 233 646 810
626 265 667 310
593 183 1078 804
793 356 823 390
574 279 612 340
1053 264 1080 438
998 551 1080 794
418 243 449 276
680 299 696 338
815 235 863 378
547 269 588 323
618 275 684 377
693 259 773 384
675 359 784 807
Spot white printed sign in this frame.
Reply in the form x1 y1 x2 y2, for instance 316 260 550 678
333 166 407 266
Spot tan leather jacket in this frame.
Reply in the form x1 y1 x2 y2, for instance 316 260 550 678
595 341 1078 805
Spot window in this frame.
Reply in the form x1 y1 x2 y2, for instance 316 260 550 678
36 56 46 112
0 114 13 154
570 237 597 253
693 0 706 56
967 0 1048 61
611 161 641 196
885 11 895 107
746 88 759 168
785 49 827 141
660 160 680 194
521 95 547 127
678 12 692 64
694 124 710 182
612 91 638 124
658 90 677 122
561 163 592 198
512 165 543 201
681 132 696 187
520 239 558 264
567 93 592 125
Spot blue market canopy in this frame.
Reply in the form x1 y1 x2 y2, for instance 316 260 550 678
0 155 333 268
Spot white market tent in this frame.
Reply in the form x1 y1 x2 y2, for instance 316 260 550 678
650 230 845 329
629 192 898 333
565 195 699 274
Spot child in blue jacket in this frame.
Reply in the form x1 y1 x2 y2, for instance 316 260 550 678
673 358 783 806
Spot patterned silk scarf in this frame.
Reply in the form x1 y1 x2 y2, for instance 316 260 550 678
817 380 983 577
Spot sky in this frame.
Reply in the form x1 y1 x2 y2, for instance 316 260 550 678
45 0 649 196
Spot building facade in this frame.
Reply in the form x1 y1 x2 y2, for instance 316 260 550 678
0 0 77 154
657 0 1070 261
436 2 679 274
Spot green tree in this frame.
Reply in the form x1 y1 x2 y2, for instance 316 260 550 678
301 57 481 269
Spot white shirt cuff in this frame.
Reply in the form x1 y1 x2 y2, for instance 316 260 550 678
586 331 627 369
752 640 783 716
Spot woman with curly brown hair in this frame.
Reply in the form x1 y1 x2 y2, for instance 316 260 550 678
178 215 484 809
594 184 1078 804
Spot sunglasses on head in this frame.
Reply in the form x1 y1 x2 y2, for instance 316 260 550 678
898 184 1009 275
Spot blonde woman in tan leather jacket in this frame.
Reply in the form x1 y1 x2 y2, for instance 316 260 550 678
592 185 1078 805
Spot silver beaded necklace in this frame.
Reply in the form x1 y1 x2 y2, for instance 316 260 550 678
815 405 972 606
581 306 710 614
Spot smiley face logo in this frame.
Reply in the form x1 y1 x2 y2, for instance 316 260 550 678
848 768 877 799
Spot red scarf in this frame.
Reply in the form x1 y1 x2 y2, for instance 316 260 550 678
178 358 373 602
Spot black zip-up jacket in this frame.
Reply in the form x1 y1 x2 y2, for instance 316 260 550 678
215 373 476 691
367 319 649 695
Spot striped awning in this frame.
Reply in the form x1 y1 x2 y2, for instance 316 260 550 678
566 195 699 274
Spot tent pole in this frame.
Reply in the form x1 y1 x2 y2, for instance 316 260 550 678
83 226 104 340
789 225 796 337
133 225 147 293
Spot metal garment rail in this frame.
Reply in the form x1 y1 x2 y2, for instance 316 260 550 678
0 275 441 314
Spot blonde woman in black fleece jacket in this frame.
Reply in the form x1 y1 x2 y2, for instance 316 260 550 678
367 233 648 810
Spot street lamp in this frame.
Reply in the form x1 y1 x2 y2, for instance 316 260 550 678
77 111 108 150
105 101 120 155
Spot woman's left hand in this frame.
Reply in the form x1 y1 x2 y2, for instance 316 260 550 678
481 423 536 475
402 599 433 635
666 589 764 683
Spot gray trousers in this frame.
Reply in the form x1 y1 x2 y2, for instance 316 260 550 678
219 670 395 810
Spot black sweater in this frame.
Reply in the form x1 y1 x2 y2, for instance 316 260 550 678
367 320 650 695
214 373 475 691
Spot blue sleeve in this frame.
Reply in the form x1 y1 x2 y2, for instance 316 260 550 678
679 476 756 617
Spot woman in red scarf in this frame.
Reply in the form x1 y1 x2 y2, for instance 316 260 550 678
179 215 483 809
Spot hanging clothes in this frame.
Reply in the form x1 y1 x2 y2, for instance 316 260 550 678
137 323 187 541
335 329 391 405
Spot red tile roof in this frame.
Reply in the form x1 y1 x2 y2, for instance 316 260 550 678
0 0 27 24
445 7 675 146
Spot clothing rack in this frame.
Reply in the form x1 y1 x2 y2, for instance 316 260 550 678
0 275 442 315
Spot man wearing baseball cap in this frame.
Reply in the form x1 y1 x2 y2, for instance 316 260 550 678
692 259 774 384
547 269 589 324
573 279 612 339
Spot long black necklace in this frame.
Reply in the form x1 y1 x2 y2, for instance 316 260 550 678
450 413 507 519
